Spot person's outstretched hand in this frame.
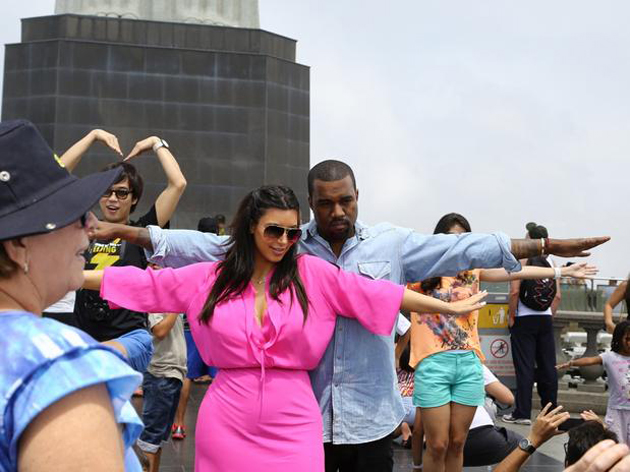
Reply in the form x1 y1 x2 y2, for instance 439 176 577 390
580 410 605 426
547 237 610 258
529 403 570 447
87 220 123 241
448 291 488 315
124 136 161 161
564 263 599 279
92 129 123 157
564 440 630 472
557 361 572 371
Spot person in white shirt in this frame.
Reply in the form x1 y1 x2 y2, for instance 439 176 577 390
464 365 522 466
504 222 561 425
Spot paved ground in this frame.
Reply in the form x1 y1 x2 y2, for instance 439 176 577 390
136 384 567 471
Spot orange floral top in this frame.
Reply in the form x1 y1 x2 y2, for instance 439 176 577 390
408 269 484 368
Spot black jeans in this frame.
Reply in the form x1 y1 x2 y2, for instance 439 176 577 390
324 435 394 472
463 425 522 466
510 315 558 419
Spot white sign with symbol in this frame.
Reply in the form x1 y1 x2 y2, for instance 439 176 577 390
480 335 515 377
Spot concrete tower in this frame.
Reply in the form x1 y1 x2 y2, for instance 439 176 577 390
3 3 309 228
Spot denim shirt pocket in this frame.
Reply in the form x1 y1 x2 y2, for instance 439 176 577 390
357 261 391 280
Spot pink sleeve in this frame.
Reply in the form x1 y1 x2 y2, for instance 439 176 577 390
302 255 405 336
100 263 215 314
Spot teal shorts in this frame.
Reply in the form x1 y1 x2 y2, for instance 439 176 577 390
413 350 484 408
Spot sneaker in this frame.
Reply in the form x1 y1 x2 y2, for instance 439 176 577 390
502 414 531 425
172 425 186 440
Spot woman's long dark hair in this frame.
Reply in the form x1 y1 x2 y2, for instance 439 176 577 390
611 320 630 354
199 185 309 325
420 213 472 294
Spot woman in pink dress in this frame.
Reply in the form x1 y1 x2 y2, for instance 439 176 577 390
85 185 487 471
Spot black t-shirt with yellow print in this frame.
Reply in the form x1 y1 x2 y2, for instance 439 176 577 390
75 205 165 341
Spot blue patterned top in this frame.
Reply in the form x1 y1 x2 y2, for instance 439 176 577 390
0 311 143 471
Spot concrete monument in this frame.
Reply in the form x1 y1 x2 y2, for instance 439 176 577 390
3 6 309 229
55 0 260 28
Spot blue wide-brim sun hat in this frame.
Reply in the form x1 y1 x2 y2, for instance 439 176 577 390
0 119 122 240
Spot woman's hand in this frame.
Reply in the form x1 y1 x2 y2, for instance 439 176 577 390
124 136 161 161
606 321 616 334
447 291 488 315
562 263 599 279
91 129 123 157
556 361 572 370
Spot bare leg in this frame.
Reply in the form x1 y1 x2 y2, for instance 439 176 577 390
445 403 476 472
421 404 451 472
412 407 424 467
144 449 162 472
401 422 412 442
174 378 191 426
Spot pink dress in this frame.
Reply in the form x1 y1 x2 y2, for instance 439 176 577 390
101 254 404 471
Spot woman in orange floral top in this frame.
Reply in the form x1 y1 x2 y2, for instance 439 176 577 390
408 213 596 472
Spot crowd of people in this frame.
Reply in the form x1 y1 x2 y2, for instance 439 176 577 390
1 118 629 472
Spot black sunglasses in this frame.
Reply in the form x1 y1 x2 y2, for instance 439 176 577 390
263 225 302 243
102 188 132 200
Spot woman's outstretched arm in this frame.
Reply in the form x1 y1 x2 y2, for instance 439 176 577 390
556 356 602 370
400 289 487 316
83 270 104 291
480 262 597 282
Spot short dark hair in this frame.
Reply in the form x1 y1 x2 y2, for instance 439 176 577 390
198 217 218 234
611 320 630 354
565 421 618 466
526 221 548 239
101 162 144 213
215 214 226 224
307 160 356 196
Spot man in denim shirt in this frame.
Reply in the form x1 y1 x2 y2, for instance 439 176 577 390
94 160 607 471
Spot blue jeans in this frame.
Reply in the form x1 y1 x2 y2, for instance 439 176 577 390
137 373 183 453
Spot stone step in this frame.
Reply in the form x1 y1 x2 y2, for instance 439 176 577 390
532 389 608 415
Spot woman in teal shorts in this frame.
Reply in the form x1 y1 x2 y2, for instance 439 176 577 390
407 213 596 472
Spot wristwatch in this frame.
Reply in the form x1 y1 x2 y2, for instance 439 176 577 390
152 138 169 152
518 437 537 454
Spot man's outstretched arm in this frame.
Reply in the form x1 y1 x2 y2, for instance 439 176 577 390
89 222 229 267
89 222 152 249
510 236 610 260
402 231 610 282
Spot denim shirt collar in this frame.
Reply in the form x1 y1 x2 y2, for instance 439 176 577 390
301 219 369 243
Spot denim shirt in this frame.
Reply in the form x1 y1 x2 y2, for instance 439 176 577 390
146 221 520 444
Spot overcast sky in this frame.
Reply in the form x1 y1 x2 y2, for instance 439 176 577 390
2 1 629 279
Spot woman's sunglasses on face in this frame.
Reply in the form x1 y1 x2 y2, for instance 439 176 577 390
263 225 302 243
102 188 132 200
